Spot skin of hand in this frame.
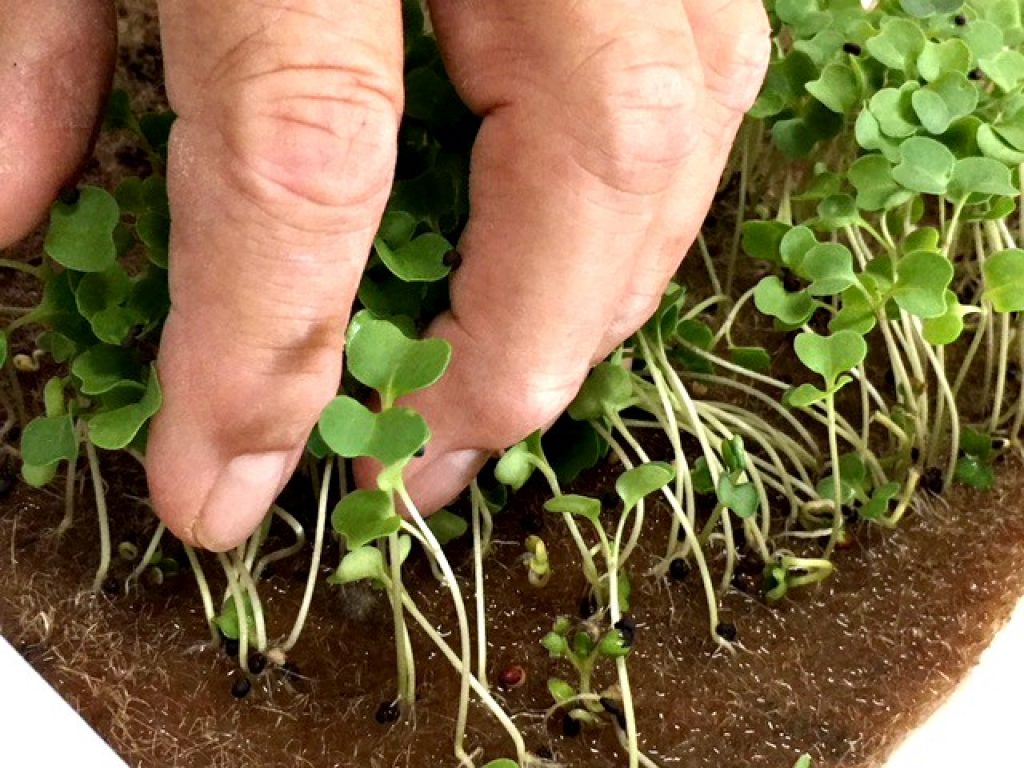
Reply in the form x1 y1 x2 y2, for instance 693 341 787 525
0 0 770 552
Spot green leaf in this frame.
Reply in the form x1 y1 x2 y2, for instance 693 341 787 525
374 233 453 283
541 632 568 657
830 284 878 335
753 276 815 327
892 251 954 319
547 678 577 705
0 331 6 367
785 382 832 408
956 19 1004 61
983 249 1024 312
847 155 913 211
855 110 902 161
978 124 1024 165
568 362 632 420
798 243 858 296
21 414 77 467
892 137 956 196
691 457 715 495
900 0 963 17
721 436 748 474
71 345 144 396
955 455 994 490
960 428 995 461
866 18 926 74
328 546 386 586
21 462 58 488
911 73 978 135
318 397 429 466
729 346 771 373
921 290 966 345
44 187 120 273
616 462 675 511
917 39 971 82
861 482 902 521
794 330 867 388
869 85 921 139
544 494 601 523
346 311 451 403
331 490 400 549
427 508 469 545
780 225 818 271
772 118 817 159
948 157 1018 200
806 63 861 114
793 754 813 768
716 474 759 519
482 761 519 768
741 220 790 264
88 366 162 450
494 432 545 491
137 212 170 268
980 50 1024 92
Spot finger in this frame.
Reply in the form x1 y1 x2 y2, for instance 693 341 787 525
600 0 771 351
379 0 702 512
0 0 115 246
147 0 402 551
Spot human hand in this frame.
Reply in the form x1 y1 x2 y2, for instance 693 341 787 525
1 0 770 552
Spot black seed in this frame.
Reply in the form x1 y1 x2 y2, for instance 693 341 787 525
223 637 239 659
600 697 628 730
413 445 426 458
578 593 598 619
716 622 738 642
969 68 983 81
669 558 690 582
247 652 266 675
375 700 401 724
923 467 944 495
442 249 463 270
954 13 967 25
58 186 80 206
614 616 636 647
230 676 251 699
842 42 862 55
101 577 119 596
562 713 582 738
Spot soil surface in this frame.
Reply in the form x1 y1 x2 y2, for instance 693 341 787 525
3 3 1024 768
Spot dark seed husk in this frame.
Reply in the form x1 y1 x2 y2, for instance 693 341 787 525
497 665 526 689
923 467 944 495
842 42 862 55
954 13 967 25
613 616 636 647
669 558 690 582
223 637 240 659
231 676 251 699
600 697 628 730
969 69 983 80
247 652 267 675
442 249 463 270
413 445 426 458
578 593 598 619
58 186 80 205
562 713 582 738
375 700 401 724
716 622 738 642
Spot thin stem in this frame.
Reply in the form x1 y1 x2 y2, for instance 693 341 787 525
0 258 42 278
126 522 167 590
84 437 111 593
386 531 416 707
232 548 268 652
282 459 333 653
217 552 250 672
822 395 843 559
253 506 307 580
56 458 77 538
470 481 489 689
183 545 219 645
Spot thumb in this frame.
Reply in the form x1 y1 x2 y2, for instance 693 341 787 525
146 0 403 551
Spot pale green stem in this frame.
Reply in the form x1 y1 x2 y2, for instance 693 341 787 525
126 522 167 590
282 459 333 653
469 481 489 688
217 552 250 672
84 437 111 594
253 506 307 580
183 545 219 644
232 547 268 652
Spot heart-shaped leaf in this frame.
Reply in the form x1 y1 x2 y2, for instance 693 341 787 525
568 362 632 420
911 73 978 135
346 310 451 404
983 248 1024 312
892 137 956 195
917 39 971 82
866 18 927 73
88 365 162 450
21 414 78 467
374 233 453 283
616 462 675 511
328 546 387 586
753 276 815 326
948 157 1019 200
922 290 967 345
741 220 790 264
794 330 867 388
806 63 861 114
717 474 759 519
892 251 954 319
331 489 400 549
798 242 858 296
44 187 120 273
71 344 144 396
848 155 913 212
860 482 901 520
318 396 429 465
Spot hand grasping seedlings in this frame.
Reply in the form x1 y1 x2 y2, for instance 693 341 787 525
0 0 770 552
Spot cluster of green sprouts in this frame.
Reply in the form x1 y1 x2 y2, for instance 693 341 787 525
2 0 1023 766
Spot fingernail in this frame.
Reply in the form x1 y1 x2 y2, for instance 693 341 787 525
404 448 488 514
193 450 291 552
